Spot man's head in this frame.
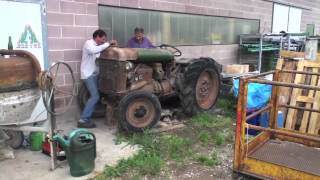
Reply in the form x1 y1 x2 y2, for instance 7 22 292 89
93 29 107 45
134 27 144 41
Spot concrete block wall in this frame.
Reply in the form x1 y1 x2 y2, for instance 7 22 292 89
46 0 320 108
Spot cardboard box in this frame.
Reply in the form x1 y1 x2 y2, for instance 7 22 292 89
223 64 249 74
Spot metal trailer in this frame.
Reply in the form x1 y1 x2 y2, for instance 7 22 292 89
233 70 320 179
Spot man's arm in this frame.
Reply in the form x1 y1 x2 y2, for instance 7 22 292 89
85 41 110 54
147 38 156 48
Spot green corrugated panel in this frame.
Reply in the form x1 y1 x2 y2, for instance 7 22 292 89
136 48 174 62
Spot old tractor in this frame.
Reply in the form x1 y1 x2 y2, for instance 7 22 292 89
79 45 221 132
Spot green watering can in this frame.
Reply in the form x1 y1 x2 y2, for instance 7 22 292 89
53 129 96 177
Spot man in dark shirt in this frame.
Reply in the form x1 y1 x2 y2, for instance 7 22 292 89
127 27 155 48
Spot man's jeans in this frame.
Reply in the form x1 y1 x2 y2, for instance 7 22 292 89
80 75 100 122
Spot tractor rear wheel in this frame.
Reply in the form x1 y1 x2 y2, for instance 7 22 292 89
119 91 161 132
178 59 220 116
78 84 106 118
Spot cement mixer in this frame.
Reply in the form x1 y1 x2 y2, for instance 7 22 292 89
0 50 76 169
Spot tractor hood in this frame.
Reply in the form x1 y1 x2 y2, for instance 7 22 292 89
100 47 174 62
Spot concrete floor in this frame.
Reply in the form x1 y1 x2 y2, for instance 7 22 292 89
0 108 138 180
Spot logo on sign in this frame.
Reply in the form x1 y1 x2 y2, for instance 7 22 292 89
17 25 41 48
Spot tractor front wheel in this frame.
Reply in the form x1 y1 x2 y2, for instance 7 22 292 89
119 91 161 132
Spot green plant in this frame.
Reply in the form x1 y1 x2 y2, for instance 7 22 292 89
191 113 233 130
198 130 210 144
195 151 221 167
214 132 225 146
99 149 163 179
160 134 192 162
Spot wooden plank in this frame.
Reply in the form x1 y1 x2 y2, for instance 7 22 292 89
308 77 320 135
285 61 305 130
276 58 284 70
280 50 305 59
277 59 297 119
296 96 314 103
303 61 320 68
299 68 318 133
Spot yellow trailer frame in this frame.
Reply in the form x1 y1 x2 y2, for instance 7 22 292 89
233 70 320 180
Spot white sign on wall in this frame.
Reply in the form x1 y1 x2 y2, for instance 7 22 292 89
0 0 46 69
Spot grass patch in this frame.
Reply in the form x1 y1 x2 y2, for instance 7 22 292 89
98 131 193 179
160 134 192 162
195 151 221 167
190 113 233 130
98 149 163 179
198 130 210 144
214 132 225 146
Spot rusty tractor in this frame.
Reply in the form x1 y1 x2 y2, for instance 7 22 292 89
79 44 221 132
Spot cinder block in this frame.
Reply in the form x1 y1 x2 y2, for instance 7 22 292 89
120 0 139 7
75 39 87 49
75 0 97 3
49 50 64 62
48 26 61 38
139 0 154 9
47 12 74 25
65 73 81 85
62 26 87 38
98 0 119 6
55 74 65 85
48 38 76 50
154 1 185 12
61 1 87 14
86 4 98 15
46 0 60 12
64 50 82 61
75 14 98 26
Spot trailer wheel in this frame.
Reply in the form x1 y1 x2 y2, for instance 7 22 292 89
4 130 24 149
119 91 161 132
78 84 105 118
179 59 220 116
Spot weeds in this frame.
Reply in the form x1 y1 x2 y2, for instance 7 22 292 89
99 131 193 179
214 132 225 146
160 134 192 162
198 130 210 144
190 113 233 130
195 151 221 167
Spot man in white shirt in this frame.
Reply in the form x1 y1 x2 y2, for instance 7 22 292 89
78 29 116 128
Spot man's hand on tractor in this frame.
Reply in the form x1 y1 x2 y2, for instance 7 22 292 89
110 40 118 47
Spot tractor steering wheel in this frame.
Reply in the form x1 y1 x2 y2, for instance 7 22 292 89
159 44 182 57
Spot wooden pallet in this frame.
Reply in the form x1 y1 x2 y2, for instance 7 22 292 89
284 60 320 135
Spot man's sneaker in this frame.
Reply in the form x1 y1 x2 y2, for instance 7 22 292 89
77 121 96 128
